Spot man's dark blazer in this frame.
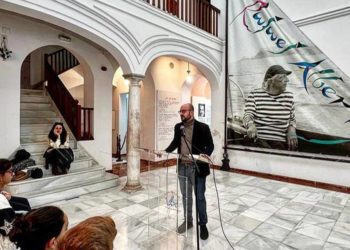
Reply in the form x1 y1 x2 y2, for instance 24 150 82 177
165 119 214 177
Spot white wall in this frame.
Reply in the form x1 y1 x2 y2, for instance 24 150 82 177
230 150 350 187
140 68 155 158
69 85 84 106
0 11 116 169
59 66 85 105
274 0 349 21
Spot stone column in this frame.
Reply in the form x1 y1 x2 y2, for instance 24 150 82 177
122 73 144 192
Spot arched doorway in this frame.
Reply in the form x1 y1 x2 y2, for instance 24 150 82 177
138 56 212 161
112 67 130 158
20 45 94 140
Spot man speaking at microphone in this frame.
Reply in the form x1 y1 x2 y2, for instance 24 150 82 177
164 103 214 240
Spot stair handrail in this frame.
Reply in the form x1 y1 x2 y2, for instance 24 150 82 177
44 57 80 138
46 48 80 75
79 107 94 140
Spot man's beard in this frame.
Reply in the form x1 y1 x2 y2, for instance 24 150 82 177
181 115 189 122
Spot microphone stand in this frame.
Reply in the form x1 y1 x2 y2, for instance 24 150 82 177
181 130 200 250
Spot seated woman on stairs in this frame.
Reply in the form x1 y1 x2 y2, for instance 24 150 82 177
0 159 31 213
43 122 74 175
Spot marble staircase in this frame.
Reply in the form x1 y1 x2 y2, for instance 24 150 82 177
6 89 118 207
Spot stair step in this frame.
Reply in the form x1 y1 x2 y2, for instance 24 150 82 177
21 110 57 118
21 117 61 125
21 124 53 135
17 88 114 208
22 143 51 154
40 158 94 173
21 89 44 96
27 158 94 177
11 159 94 178
21 142 77 154
21 95 50 103
7 165 106 195
27 173 118 207
21 103 52 110
21 134 48 144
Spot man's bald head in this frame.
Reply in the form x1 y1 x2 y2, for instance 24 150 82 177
179 103 194 122
181 103 194 111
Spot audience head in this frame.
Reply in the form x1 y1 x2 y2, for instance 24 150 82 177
57 216 117 250
9 206 68 250
48 122 67 143
0 159 14 187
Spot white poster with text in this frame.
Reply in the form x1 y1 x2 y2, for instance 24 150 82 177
156 91 181 152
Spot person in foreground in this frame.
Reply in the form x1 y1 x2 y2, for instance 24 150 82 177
0 159 31 212
164 103 214 240
9 206 68 250
243 65 298 151
57 216 117 250
0 191 17 249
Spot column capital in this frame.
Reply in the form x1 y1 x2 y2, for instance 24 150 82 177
123 73 145 82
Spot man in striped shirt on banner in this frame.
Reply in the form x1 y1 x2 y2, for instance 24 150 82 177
243 65 298 151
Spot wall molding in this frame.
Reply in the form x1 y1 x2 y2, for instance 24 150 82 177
230 168 350 194
294 6 350 27
111 160 350 194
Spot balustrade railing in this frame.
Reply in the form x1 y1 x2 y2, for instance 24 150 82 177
45 51 93 140
143 0 220 36
77 107 94 140
46 48 79 75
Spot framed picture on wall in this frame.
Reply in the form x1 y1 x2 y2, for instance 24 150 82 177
198 103 206 117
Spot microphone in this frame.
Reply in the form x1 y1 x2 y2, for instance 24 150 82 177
180 125 185 136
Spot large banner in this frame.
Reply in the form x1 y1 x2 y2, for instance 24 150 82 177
228 0 350 157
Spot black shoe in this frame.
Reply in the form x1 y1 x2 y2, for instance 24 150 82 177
200 225 209 240
177 221 193 233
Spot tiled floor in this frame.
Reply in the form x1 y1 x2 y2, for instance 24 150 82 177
49 167 350 249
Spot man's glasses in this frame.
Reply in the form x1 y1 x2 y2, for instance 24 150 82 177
178 110 191 114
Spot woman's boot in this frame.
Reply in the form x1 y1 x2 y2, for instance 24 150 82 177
51 164 60 175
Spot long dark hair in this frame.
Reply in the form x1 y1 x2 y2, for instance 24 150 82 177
9 206 66 250
0 158 12 175
48 122 68 145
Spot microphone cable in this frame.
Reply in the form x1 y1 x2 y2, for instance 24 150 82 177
182 136 235 250
201 154 235 250
160 124 234 249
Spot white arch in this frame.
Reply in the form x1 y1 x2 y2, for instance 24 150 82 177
0 1 135 73
139 39 222 90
